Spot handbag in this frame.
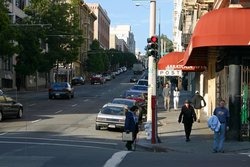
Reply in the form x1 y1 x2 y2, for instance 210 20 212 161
122 132 133 141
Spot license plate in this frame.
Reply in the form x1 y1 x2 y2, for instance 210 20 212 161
55 93 60 96
108 124 116 128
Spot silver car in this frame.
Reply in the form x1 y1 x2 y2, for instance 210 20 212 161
95 103 127 130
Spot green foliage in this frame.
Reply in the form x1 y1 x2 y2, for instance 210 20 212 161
0 0 18 57
15 0 83 76
87 40 137 72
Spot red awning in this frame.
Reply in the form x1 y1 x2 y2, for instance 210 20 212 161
158 52 205 72
183 8 250 66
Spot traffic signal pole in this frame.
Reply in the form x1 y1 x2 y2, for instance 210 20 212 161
146 0 157 144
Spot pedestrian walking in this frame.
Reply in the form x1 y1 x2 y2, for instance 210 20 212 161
173 87 180 111
178 99 197 142
162 83 171 112
124 106 139 151
192 91 206 123
211 99 230 153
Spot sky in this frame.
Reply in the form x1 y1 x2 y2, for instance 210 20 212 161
85 0 174 53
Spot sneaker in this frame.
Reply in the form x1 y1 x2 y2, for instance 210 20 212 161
197 119 200 123
186 139 190 142
219 150 224 153
212 149 218 153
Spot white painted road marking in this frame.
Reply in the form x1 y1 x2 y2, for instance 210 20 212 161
29 103 36 107
240 152 250 158
0 133 7 136
0 136 118 146
31 119 42 124
103 151 131 167
55 110 63 114
83 99 89 102
72 104 77 107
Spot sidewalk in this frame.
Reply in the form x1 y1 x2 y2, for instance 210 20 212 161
136 90 250 153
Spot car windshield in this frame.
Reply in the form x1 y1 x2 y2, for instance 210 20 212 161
101 106 125 116
112 100 134 108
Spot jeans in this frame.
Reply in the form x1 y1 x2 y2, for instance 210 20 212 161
213 123 226 152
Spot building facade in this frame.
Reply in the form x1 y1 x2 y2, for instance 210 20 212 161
86 3 110 49
178 0 250 140
110 25 136 54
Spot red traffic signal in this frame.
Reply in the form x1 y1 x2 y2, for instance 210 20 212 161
151 36 158 43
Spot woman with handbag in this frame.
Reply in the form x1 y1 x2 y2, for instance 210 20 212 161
124 106 139 151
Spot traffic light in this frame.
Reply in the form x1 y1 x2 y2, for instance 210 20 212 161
147 36 158 58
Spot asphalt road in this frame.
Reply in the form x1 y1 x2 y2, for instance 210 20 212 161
0 70 249 167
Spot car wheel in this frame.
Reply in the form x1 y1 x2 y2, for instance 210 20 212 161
68 94 71 99
0 112 3 121
71 94 74 98
95 125 100 130
17 108 23 118
49 95 52 99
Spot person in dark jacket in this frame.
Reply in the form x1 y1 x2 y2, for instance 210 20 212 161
124 106 138 150
192 91 206 123
178 99 197 142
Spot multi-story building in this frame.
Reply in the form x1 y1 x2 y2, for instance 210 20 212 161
86 3 110 49
110 25 136 54
173 0 184 52
1 0 28 89
178 0 250 140
76 2 96 76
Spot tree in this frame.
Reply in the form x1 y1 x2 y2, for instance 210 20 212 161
15 0 83 77
0 0 18 57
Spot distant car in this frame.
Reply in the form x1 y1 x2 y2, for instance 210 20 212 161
130 85 148 91
95 103 127 130
136 79 148 86
71 76 85 85
90 74 106 84
102 73 112 81
48 82 74 99
130 76 138 83
0 91 23 121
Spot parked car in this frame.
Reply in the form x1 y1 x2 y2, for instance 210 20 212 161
130 85 148 91
95 103 127 130
0 90 23 121
130 76 138 83
48 82 74 99
111 98 146 123
136 79 148 86
111 98 137 109
90 74 106 85
102 73 112 81
71 76 85 85
123 89 147 103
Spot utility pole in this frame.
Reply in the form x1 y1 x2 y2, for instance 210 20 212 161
146 0 157 144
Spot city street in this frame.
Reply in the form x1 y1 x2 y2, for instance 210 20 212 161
0 70 249 167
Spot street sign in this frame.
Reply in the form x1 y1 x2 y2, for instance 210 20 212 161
158 69 182 77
